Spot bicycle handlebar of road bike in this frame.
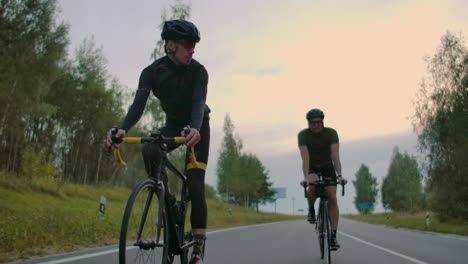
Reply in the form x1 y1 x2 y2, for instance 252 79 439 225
109 126 202 170
302 180 346 198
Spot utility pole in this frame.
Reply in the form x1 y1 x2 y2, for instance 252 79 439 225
292 197 295 215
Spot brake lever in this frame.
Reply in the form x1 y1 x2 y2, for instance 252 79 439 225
183 125 191 137
108 126 121 153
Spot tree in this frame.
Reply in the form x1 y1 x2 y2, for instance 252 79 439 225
47 37 125 184
205 184 218 200
352 164 378 214
412 31 468 220
381 147 424 212
0 0 68 173
216 114 243 202
216 114 275 208
244 154 275 211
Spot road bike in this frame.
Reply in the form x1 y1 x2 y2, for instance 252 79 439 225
303 174 345 264
111 126 205 264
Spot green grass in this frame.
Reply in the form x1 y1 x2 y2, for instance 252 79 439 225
343 212 468 236
0 175 300 262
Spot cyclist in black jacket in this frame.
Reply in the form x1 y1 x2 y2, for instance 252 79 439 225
107 19 209 264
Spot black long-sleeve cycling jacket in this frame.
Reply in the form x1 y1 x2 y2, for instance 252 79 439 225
121 56 210 132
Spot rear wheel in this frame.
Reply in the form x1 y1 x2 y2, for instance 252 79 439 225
119 179 172 263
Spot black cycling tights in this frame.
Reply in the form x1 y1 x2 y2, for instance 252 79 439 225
142 119 210 229
186 168 207 229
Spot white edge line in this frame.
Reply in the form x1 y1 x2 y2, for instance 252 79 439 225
339 231 429 264
207 222 278 235
344 218 468 242
37 222 280 263
38 249 118 264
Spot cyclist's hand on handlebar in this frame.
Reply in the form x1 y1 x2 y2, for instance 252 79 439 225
308 173 319 183
181 127 200 147
337 175 347 185
301 173 319 186
106 128 126 149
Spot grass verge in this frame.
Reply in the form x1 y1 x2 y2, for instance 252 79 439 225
343 212 468 236
0 175 300 262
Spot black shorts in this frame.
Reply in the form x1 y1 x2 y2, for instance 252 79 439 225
309 163 337 182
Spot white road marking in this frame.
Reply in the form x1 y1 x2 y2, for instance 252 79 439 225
38 249 118 264
339 231 429 264
37 222 277 263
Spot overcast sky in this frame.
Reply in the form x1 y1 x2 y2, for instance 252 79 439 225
58 0 467 214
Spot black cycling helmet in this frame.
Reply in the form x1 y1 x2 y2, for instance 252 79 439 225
161 19 200 42
306 109 325 120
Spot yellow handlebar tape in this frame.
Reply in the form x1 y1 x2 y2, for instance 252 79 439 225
174 137 186 144
113 148 127 168
123 137 141 144
112 137 205 170
187 146 207 171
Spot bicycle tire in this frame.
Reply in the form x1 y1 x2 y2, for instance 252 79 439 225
323 204 331 264
317 204 324 259
119 179 172 264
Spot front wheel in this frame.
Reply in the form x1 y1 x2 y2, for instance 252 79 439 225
316 209 324 259
119 179 173 264
323 206 331 264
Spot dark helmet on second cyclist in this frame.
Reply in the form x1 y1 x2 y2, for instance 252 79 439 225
306 109 325 120
161 19 200 42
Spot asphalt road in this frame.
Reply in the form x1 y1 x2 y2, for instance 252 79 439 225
13 218 468 264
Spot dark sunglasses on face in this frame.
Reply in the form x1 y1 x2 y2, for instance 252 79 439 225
178 39 196 50
309 120 323 125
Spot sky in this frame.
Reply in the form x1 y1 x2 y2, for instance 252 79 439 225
58 0 467 214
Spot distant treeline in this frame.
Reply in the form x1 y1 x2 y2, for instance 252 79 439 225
0 0 128 185
353 31 467 220
0 0 276 209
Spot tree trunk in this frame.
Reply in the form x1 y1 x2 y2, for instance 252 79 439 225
71 143 81 182
110 166 120 186
83 162 88 185
95 150 103 184
0 80 17 139
6 135 14 172
12 134 21 173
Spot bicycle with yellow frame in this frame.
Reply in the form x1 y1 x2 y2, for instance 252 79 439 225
110 126 205 264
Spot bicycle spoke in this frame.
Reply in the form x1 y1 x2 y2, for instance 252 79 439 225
119 179 170 264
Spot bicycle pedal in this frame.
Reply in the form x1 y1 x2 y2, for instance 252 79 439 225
184 232 193 241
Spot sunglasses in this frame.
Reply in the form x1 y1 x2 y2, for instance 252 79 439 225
178 39 196 50
309 120 323 125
